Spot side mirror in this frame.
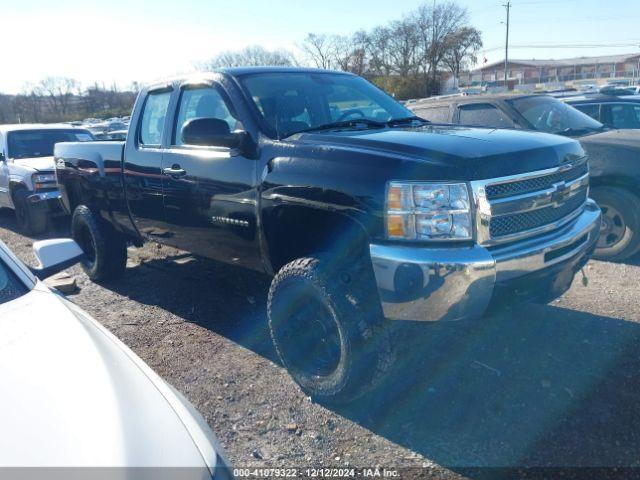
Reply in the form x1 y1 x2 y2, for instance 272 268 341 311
182 117 246 149
30 239 85 279
0 152 5 162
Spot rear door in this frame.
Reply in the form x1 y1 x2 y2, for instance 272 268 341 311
160 80 260 269
123 87 174 239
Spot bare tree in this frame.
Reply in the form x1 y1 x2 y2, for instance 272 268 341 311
301 33 335 69
443 27 482 87
386 18 421 77
202 45 295 69
0 94 11 123
367 26 394 76
348 30 370 76
330 32 369 75
38 76 80 116
417 1 468 86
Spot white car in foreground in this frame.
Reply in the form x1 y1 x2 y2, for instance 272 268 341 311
0 238 231 479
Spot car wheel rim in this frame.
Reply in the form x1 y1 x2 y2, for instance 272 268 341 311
597 204 627 249
276 284 342 379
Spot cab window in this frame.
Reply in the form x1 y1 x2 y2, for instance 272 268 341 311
139 91 172 147
606 104 640 129
458 103 513 129
574 104 600 122
413 106 450 123
173 86 238 146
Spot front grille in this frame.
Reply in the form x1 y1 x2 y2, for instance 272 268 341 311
472 158 590 245
489 190 587 237
486 161 588 200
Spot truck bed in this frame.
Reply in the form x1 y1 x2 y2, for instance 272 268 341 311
55 141 125 176
55 140 134 235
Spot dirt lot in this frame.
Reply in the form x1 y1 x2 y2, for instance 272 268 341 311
2 209 640 478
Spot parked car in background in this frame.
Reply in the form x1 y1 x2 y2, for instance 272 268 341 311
0 124 94 234
93 129 128 141
562 94 640 129
87 120 128 136
410 94 640 261
598 86 638 96
56 68 600 403
0 238 230 477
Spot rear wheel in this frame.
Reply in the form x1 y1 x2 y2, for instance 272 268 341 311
267 255 394 404
12 189 47 235
591 186 640 261
71 205 127 281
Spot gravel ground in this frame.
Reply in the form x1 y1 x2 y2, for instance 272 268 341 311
2 209 640 479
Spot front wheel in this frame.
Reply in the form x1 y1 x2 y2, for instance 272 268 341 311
71 205 127 281
591 187 640 261
267 256 394 404
12 189 47 235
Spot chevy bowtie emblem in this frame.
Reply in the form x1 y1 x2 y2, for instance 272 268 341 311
550 181 571 205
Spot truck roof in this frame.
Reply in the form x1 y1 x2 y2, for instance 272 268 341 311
413 93 538 107
145 67 354 91
0 123 89 134
218 66 352 76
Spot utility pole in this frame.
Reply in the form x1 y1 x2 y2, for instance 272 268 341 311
431 0 436 94
503 1 511 88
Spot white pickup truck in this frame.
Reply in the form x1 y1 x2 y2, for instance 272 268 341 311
0 124 94 234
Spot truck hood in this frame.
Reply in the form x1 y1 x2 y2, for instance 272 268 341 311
578 128 640 150
0 288 215 471
298 125 584 179
12 156 56 172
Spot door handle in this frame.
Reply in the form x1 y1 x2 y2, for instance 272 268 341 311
163 165 187 178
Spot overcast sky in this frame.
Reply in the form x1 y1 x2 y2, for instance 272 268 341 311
2 0 639 93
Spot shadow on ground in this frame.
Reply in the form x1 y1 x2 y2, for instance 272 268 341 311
82 246 640 475
4 208 639 474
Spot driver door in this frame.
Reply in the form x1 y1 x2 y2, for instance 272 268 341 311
160 81 261 270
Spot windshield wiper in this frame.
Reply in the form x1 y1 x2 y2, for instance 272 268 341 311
282 119 386 138
556 127 598 136
386 116 431 127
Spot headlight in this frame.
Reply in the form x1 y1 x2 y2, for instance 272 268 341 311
386 182 472 241
32 172 57 190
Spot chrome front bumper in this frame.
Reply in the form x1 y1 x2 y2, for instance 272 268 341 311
370 200 601 322
26 190 62 203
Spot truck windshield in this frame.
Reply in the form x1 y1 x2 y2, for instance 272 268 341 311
507 96 604 136
0 260 28 305
239 72 414 138
7 129 95 159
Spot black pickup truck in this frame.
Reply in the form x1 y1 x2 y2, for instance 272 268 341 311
55 68 601 403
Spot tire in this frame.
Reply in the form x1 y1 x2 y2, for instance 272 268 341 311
71 205 127 281
267 255 394 404
591 186 640 261
12 189 47 235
